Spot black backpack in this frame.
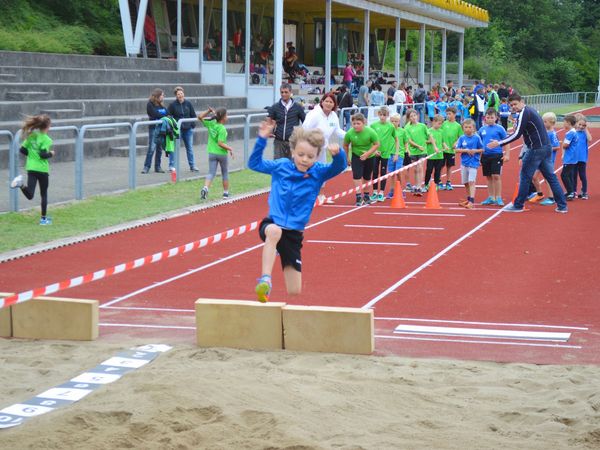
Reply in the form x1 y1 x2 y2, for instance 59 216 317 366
414 88 426 103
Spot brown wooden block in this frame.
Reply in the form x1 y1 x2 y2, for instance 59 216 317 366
195 299 285 350
0 306 11 337
12 296 99 341
282 305 374 355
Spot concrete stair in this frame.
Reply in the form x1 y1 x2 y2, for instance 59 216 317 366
0 51 265 170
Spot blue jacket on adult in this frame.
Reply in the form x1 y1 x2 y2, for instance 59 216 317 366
248 136 346 231
167 99 197 130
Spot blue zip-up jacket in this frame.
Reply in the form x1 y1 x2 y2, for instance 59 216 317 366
248 136 347 231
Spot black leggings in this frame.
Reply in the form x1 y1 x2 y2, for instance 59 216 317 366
21 171 49 216
560 164 576 195
573 161 587 194
425 159 444 185
372 156 389 191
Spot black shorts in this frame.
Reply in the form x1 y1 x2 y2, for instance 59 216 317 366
351 153 375 180
481 153 503 176
259 217 303 272
403 153 412 167
410 154 426 163
443 152 456 167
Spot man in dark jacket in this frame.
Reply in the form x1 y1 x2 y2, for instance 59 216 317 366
268 83 306 159
168 86 199 171
337 85 354 130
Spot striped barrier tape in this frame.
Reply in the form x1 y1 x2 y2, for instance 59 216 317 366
1 155 434 309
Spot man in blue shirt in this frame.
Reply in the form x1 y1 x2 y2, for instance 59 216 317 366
479 109 510 206
488 94 567 213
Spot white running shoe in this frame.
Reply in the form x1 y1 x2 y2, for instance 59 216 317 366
10 175 23 188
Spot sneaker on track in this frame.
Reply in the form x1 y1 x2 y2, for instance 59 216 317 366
528 194 544 203
377 193 385 202
581 193 589 200
496 198 505 206
503 205 525 212
481 196 495 205
446 182 453 191
539 198 555 206
555 207 568 214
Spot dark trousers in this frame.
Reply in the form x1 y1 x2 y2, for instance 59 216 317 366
21 171 49 216
561 164 576 194
573 161 587 194
425 159 444 185
500 117 508 130
372 156 389 191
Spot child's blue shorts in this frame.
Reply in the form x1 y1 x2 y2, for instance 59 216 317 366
387 155 404 173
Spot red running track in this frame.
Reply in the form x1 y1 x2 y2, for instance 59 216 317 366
1 123 599 365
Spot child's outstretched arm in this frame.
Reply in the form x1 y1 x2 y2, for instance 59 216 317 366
197 107 214 121
248 119 277 174
322 144 347 180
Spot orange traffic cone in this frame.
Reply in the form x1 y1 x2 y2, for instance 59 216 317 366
424 184 442 209
511 182 519 203
390 181 407 208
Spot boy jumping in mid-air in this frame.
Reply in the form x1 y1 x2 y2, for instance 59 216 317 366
249 120 347 302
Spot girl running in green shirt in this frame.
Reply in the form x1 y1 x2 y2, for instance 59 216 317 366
197 107 234 200
10 115 55 225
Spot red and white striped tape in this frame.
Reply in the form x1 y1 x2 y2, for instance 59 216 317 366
1 155 433 309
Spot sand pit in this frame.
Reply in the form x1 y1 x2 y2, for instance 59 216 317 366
1 338 599 449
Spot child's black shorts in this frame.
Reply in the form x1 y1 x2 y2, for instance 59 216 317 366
410 154 426 163
481 153 503 176
259 217 303 272
403 153 412 167
443 152 456 167
351 153 375 180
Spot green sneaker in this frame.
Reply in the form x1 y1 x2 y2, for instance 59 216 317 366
377 193 385 202
255 275 272 303
370 193 378 202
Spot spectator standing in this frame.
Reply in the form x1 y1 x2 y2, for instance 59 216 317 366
413 82 427 122
337 85 355 131
393 82 407 116
386 81 397 106
357 79 372 115
267 83 306 159
343 62 355 90
497 82 510 100
444 80 456 98
168 86 199 172
142 88 168 174
370 84 385 107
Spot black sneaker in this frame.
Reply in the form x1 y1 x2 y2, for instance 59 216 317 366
580 192 588 200
200 187 208 200
222 192 230 199
141 168 149 174
355 197 363 206
363 195 372 205
190 167 200 172
566 193 575 201
155 168 165 173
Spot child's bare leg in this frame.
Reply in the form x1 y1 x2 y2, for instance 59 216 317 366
283 266 302 295
353 178 363 195
362 178 371 196
223 179 229 192
468 181 476 199
415 162 423 187
486 176 494 198
261 224 282 277
492 174 501 199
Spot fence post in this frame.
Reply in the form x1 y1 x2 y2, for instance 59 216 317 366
75 127 85 200
129 122 138 190
244 114 250 168
6 130 18 212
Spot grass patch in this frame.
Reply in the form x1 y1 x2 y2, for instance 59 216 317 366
1 170 270 253
549 103 597 115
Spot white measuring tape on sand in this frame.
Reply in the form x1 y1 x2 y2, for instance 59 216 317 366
0 344 171 429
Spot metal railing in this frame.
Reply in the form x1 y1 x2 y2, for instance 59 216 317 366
522 92 599 113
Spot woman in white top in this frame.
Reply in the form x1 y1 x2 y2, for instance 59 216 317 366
302 92 346 204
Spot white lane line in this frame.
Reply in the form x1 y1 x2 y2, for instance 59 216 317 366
375 316 589 331
99 323 196 330
375 212 466 217
102 306 195 313
308 240 418 246
345 224 444 231
393 325 570 342
101 205 364 308
375 334 582 349
362 207 505 310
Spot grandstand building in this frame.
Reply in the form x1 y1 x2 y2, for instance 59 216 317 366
119 0 488 108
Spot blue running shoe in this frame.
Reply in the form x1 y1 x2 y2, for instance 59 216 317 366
503 205 524 213
387 190 395 199
439 183 447 191
481 196 495 205
539 198 555 206
496 198 505 206
255 275 272 303
39 217 53 225
446 182 453 191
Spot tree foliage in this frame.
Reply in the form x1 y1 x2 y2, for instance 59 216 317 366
466 0 599 92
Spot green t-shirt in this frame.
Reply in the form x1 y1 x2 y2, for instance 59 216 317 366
404 122 429 156
395 127 407 156
370 121 396 159
203 119 228 155
344 126 379 158
441 120 462 154
22 131 53 173
427 127 444 160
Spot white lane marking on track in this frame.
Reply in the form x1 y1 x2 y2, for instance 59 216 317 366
308 240 418 246
393 325 570 342
101 206 364 308
345 225 444 231
362 207 505 310
375 334 582 349
376 212 466 217
375 316 589 330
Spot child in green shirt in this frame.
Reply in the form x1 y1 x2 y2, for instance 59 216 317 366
10 114 55 225
197 107 234 200
440 106 463 190
343 113 380 206
404 108 430 195
424 115 444 190
387 114 408 198
369 106 397 202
